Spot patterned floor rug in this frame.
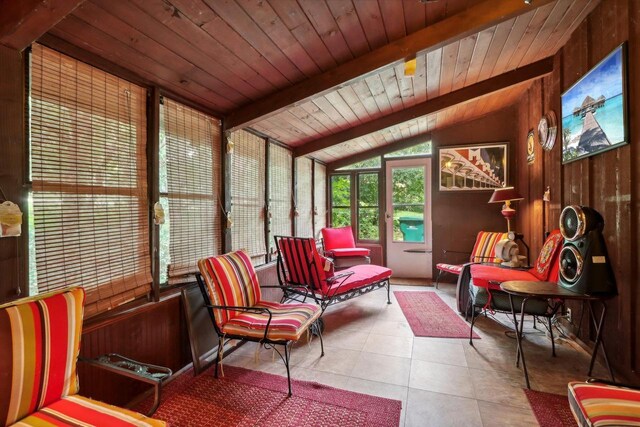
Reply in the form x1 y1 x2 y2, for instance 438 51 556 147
394 291 479 339
525 389 575 427
140 365 402 426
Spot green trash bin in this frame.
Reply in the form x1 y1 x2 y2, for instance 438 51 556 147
399 217 424 242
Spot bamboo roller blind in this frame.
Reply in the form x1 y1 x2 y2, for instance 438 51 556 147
163 98 221 284
30 44 151 317
295 157 314 238
268 143 292 252
314 162 327 238
231 130 266 265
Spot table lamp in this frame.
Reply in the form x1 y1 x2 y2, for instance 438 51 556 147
488 187 523 232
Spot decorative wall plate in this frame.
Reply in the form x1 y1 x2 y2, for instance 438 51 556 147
527 130 535 164
538 111 557 151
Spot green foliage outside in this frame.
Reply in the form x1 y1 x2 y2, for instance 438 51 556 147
392 167 425 241
358 173 379 240
385 141 432 158
330 175 351 228
158 107 170 285
337 156 381 170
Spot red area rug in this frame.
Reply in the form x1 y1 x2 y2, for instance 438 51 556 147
140 366 402 426
525 389 575 427
394 291 479 338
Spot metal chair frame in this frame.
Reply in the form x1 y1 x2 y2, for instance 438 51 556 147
195 273 324 396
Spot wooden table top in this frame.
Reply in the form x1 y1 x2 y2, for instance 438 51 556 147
500 281 607 300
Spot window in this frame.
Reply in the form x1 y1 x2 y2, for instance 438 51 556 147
330 175 351 228
295 157 314 237
384 141 432 158
268 143 292 253
337 156 381 170
30 44 150 317
313 162 327 238
159 98 221 285
357 173 379 241
391 167 425 242
231 130 266 265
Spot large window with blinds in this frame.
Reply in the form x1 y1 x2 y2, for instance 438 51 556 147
231 130 266 265
29 44 151 317
295 157 314 237
159 98 222 285
313 162 327 238
268 143 292 255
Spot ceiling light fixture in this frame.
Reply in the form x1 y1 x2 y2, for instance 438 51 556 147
404 57 417 77
524 0 532 4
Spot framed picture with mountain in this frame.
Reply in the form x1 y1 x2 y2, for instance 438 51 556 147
561 43 628 164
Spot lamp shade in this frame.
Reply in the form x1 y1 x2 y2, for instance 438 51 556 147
488 187 524 203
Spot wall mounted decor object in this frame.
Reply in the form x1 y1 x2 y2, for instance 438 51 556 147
538 111 558 151
439 143 507 191
527 130 535 164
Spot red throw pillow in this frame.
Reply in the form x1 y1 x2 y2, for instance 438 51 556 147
531 229 564 281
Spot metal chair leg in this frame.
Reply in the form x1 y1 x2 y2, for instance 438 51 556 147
386 280 392 304
469 300 477 346
316 320 325 357
214 335 223 378
435 270 442 289
284 342 292 396
548 315 556 357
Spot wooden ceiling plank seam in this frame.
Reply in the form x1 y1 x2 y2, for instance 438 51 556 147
257 112 306 143
73 1 250 105
0 0 85 50
323 91 361 125
285 104 333 137
200 0 305 83
225 0 556 131
326 0 370 58
451 34 478 91
476 18 516 82
126 0 279 96
312 96 352 130
425 0 448 26
364 74 394 116
160 0 287 91
490 12 537 77
439 40 460 95
269 0 338 72
299 101 342 136
517 0 574 67
234 0 322 78
549 0 600 55
351 79 384 119
293 56 553 157
463 27 495 86
279 110 323 141
297 0 354 64
378 67 405 113
47 21 234 112
425 49 442 101
351 0 387 50
393 62 417 109
402 0 426 34
537 0 589 59
106 0 277 101
409 53 427 105
504 3 556 72
378 0 407 42
337 85 373 122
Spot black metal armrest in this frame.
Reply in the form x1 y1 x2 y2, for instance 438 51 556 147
442 249 472 255
205 304 274 342
79 353 172 416
325 270 355 283
587 378 640 390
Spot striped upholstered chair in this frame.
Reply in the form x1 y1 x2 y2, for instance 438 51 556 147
0 287 164 427
196 250 324 396
568 380 640 426
435 230 508 288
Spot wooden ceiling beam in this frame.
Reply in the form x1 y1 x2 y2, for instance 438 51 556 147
295 56 553 158
225 0 554 131
0 0 85 51
327 133 432 172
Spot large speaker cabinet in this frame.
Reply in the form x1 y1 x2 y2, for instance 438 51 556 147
558 205 616 296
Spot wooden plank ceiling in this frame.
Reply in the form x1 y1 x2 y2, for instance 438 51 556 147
44 0 597 163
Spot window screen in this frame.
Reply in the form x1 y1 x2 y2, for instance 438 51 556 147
160 98 222 285
330 174 351 228
268 143 292 253
313 162 327 238
295 157 314 237
30 44 150 317
231 130 266 265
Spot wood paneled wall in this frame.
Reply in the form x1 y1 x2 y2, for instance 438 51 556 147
431 107 518 277
515 0 639 382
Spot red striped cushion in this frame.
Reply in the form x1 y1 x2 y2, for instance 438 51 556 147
18 394 165 426
568 381 640 426
436 263 464 275
470 231 508 263
198 251 262 327
0 287 85 426
222 301 321 341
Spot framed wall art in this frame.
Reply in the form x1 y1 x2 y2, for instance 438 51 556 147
439 143 508 191
561 43 627 164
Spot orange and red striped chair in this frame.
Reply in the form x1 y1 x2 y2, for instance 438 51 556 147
435 230 508 288
196 250 323 396
0 287 165 427
569 380 640 426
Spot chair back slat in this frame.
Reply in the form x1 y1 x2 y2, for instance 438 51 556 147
470 231 508 263
0 287 85 425
197 251 262 327
275 236 327 293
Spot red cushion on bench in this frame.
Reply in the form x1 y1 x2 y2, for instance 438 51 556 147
328 248 370 257
470 264 539 290
436 263 464 275
325 264 392 296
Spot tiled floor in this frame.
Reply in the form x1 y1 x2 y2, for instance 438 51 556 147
222 282 607 426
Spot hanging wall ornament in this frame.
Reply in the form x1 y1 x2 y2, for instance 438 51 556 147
0 201 23 237
527 130 535 164
538 110 558 151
